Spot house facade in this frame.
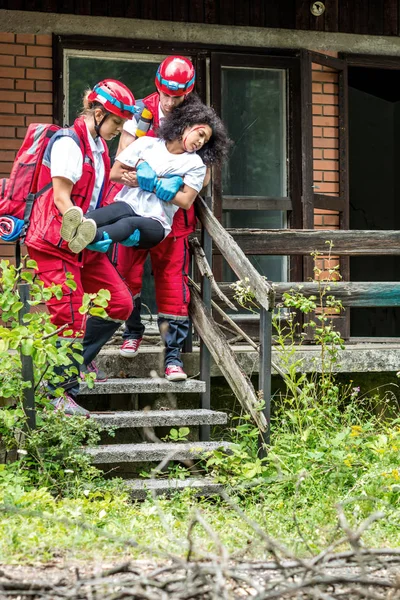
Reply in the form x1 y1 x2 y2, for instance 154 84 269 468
1 2 400 338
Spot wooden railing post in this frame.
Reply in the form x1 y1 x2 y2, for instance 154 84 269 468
199 196 212 442
258 307 272 457
17 282 36 430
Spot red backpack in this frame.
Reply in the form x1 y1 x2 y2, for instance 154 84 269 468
0 123 81 242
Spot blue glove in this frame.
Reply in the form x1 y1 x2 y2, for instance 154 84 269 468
136 161 157 192
155 176 183 202
86 232 113 253
0 216 24 242
120 229 141 247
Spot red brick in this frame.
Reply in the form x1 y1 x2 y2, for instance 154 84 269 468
26 68 52 80
313 148 323 159
0 66 25 78
312 94 338 105
17 127 27 138
0 162 13 175
16 34 35 44
324 149 339 159
0 43 26 56
26 115 52 125
314 215 323 225
35 35 52 46
312 104 323 115
0 78 14 89
16 103 35 114
324 171 339 182
317 182 339 193
16 79 34 90
0 115 25 126
0 55 14 66
313 126 322 137
314 171 323 181
26 91 52 103
312 71 338 83
27 45 52 57
0 150 17 161
0 102 15 113
36 80 52 92
1 138 21 149
0 34 15 43
312 62 323 71
16 56 35 67
323 83 338 94
314 137 339 148
0 126 16 137
313 159 338 171
323 127 338 138
323 215 340 225
323 105 339 116
0 90 24 102
313 116 338 127
35 104 53 116
36 57 52 69
315 208 338 214
312 82 322 93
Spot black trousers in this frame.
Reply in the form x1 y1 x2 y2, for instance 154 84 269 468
87 202 164 249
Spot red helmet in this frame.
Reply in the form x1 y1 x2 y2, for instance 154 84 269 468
155 56 195 97
88 79 136 120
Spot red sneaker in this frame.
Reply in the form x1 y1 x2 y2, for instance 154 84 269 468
165 365 187 382
119 338 142 358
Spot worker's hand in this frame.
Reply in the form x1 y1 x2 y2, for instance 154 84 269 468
121 171 138 187
155 176 183 202
120 229 141 247
86 232 113 253
136 161 157 192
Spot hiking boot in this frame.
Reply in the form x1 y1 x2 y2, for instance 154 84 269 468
61 206 83 242
68 219 97 254
50 395 90 417
80 361 108 382
165 365 187 382
119 338 143 358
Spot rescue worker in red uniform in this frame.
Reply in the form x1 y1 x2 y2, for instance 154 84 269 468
111 56 209 382
26 80 137 415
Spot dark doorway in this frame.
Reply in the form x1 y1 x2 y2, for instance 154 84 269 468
348 66 400 337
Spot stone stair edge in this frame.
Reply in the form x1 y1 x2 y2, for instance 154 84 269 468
91 408 227 427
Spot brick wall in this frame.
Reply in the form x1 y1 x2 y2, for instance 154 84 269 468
0 32 53 263
312 58 341 281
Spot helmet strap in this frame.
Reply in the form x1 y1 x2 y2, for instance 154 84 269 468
94 111 109 138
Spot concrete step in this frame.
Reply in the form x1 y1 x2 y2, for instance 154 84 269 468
84 441 232 464
91 408 227 428
125 477 223 499
79 377 206 395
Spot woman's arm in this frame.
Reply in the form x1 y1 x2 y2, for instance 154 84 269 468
52 176 74 215
110 160 136 184
171 184 199 210
117 129 136 154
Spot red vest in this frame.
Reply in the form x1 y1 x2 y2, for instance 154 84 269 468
25 117 110 262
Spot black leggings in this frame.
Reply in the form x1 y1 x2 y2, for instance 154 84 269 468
87 202 165 249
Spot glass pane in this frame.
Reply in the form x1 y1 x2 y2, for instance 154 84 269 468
67 53 162 313
221 66 287 197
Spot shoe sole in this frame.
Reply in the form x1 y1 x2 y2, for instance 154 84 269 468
119 349 139 358
68 219 97 253
61 206 83 242
165 373 188 382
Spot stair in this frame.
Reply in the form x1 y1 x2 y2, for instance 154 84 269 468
80 377 228 498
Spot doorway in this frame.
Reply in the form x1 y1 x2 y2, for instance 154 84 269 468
348 65 400 337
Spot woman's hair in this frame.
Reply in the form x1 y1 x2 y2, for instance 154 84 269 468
80 89 107 116
157 94 232 166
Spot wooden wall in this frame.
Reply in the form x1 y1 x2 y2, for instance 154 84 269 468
2 1 399 36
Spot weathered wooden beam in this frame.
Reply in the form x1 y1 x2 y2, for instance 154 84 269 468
190 238 237 311
189 287 267 432
209 229 400 256
216 281 400 308
195 196 275 311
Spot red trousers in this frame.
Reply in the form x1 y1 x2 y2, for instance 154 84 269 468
116 233 190 318
28 247 133 335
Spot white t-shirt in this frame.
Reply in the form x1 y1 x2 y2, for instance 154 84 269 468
49 124 105 212
115 136 206 236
